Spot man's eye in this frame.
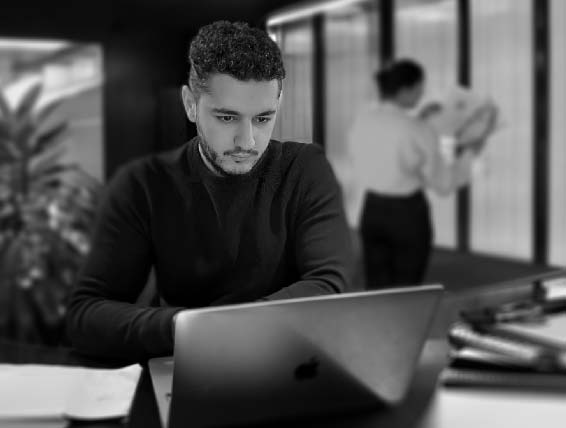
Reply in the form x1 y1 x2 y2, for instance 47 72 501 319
255 116 272 124
217 116 236 123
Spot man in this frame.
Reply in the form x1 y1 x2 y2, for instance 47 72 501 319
66 21 353 362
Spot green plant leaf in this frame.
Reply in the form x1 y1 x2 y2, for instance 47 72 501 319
14 82 43 121
0 88 13 122
14 118 36 155
0 129 21 162
29 161 74 187
0 120 12 140
31 122 68 157
0 83 103 346
0 139 19 164
34 99 63 128
0 232 27 279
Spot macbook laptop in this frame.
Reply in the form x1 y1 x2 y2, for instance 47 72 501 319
149 284 443 427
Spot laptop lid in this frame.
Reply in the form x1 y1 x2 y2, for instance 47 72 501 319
166 284 443 427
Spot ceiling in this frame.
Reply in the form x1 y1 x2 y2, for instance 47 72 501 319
0 0 307 41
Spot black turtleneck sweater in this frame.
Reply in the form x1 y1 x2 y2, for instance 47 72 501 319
66 138 354 362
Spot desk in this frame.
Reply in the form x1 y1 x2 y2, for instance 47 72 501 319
2 274 565 428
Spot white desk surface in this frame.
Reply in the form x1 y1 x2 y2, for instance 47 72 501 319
419 339 566 428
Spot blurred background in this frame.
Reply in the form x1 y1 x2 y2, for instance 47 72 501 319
0 0 564 344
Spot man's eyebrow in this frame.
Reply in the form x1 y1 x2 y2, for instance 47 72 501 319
212 108 240 115
256 110 277 116
211 108 276 116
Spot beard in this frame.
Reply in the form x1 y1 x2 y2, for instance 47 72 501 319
196 118 262 177
197 122 227 176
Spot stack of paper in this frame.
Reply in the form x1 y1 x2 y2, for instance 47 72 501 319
0 363 142 424
441 313 566 390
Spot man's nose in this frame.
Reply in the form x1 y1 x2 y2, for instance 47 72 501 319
234 120 256 150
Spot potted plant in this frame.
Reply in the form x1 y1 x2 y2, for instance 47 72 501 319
0 82 101 346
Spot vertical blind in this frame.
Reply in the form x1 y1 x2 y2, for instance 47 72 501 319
470 0 533 260
324 1 379 194
549 0 566 266
270 20 314 144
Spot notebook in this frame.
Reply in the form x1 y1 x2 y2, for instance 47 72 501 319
486 312 566 352
441 364 566 391
441 310 566 390
149 284 443 428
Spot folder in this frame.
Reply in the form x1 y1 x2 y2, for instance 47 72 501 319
447 322 565 371
484 313 566 353
440 367 566 391
441 313 566 390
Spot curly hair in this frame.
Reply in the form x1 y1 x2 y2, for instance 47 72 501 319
188 21 286 97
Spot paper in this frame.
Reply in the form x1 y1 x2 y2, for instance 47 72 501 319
543 276 566 300
0 363 142 422
493 313 566 350
420 86 500 146
0 420 67 428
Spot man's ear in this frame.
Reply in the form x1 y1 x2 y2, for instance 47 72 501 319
181 85 197 123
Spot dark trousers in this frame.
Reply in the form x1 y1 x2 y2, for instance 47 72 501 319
360 190 432 289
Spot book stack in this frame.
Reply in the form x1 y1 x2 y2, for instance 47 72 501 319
440 296 566 391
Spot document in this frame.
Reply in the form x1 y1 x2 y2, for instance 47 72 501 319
0 363 142 422
486 313 566 355
420 86 499 142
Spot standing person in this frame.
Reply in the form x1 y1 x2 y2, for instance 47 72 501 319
345 59 490 289
66 21 353 362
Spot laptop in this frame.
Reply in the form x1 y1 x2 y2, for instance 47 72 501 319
149 284 443 427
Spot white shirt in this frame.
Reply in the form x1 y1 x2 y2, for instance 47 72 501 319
343 101 474 228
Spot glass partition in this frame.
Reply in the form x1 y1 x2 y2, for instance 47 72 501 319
469 0 533 260
324 1 379 161
395 0 459 248
269 20 314 144
549 0 566 266
323 0 380 224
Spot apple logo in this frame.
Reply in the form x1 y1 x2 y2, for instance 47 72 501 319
294 356 320 380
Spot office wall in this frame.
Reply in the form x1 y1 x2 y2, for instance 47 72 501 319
395 0 459 248
271 20 313 144
549 0 566 266
102 28 192 178
469 0 533 260
59 87 104 181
